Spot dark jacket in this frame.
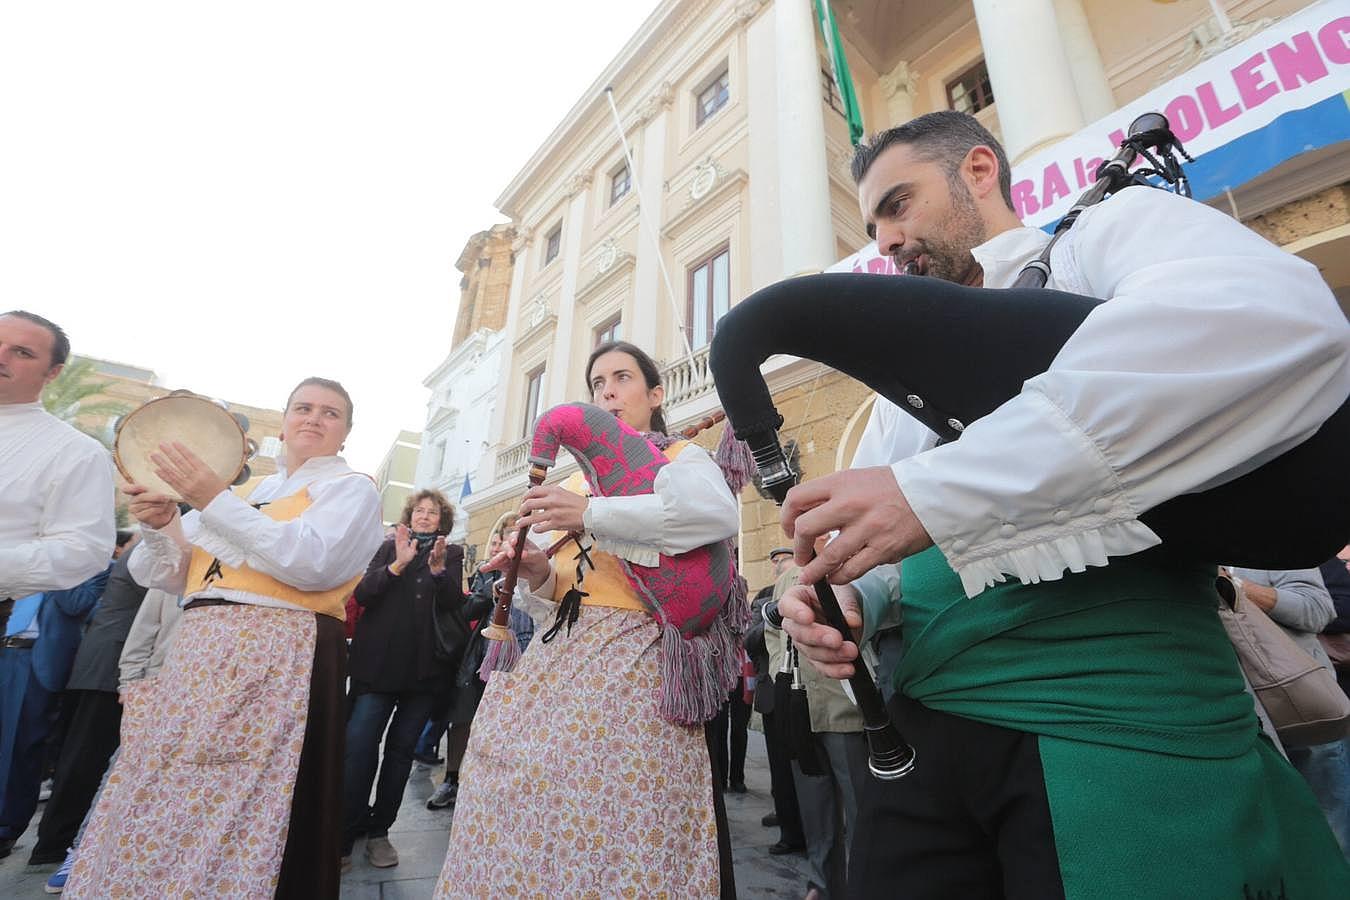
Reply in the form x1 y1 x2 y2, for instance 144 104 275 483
746 585 775 715
33 563 111 692
348 538 465 693
67 552 149 694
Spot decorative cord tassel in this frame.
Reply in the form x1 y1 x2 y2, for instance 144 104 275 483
477 633 521 682
541 587 586 643
714 425 757 494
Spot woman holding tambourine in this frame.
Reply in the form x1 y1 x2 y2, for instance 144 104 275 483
66 377 384 900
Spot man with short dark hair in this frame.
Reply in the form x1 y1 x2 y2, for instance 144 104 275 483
0 310 115 602
0 310 115 859
777 112 1350 897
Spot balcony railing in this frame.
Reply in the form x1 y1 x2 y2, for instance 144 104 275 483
661 344 715 409
495 437 530 479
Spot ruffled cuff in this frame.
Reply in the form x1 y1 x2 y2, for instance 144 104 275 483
951 519 1161 598
588 534 661 567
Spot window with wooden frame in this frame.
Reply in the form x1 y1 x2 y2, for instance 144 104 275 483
594 315 622 346
522 366 545 435
542 224 562 268
946 60 994 115
695 67 730 128
687 245 730 350
609 163 631 206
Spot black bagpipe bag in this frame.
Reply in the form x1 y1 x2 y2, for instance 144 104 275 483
709 272 1350 569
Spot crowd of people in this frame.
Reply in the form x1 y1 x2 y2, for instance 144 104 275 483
2 106 1349 899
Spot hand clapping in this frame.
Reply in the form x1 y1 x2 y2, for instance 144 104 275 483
392 524 418 571
428 535 448 575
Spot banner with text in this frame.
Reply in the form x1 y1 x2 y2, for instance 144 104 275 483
832 1 1350 271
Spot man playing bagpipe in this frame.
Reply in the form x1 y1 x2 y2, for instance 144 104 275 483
742 111 1350 898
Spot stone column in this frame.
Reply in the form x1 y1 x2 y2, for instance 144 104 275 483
1052 0 1115 123
628 86 671 354
546 177 590 406
878 60 918 127
775 0 836 275
972 0 1085 163
745 0 781 290
484 228 532 482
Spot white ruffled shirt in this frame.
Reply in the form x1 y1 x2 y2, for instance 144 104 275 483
861 187 1350 599
0 401 116 598
128 455 385 611
525 441 740 604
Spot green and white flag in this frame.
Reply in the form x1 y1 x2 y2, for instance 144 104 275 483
814 0 864 145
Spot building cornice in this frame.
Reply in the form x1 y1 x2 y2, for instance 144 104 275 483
662 165 749 238
421 329 497 388
494 0 728 218
575 245 636 303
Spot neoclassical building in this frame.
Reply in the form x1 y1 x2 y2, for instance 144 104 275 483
413 224 516 544
462 0 1350 591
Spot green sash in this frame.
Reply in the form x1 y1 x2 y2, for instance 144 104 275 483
895 546 1348 899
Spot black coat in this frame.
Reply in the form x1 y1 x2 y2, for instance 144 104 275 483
746 585 775 715
348 538 466 693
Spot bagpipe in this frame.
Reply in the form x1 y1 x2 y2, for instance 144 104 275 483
479 402 749 725
708 112 1350 780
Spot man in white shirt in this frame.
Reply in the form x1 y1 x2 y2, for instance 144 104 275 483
0 310 116 859
775 112 1350 897
0 311 116 604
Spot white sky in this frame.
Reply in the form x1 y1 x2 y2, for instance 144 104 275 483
1 1 662 472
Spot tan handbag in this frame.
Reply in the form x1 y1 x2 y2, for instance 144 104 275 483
1215 575 1350 749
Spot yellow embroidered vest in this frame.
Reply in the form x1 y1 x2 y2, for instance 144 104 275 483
183 487 359 620
551 441 687 613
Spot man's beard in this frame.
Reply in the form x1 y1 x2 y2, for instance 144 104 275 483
904 179 986 285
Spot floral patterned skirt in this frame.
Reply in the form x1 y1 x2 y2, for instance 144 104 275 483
434 604 720 899
66 604 317 900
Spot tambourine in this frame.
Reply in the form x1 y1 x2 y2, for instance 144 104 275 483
113 391 257 501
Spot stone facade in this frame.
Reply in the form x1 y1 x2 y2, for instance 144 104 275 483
460 0 1347 571
412 223 517 543
451 224 515 348
1244 183 1350 246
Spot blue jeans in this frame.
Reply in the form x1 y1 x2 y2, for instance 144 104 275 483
341 690 436 852
1287 736 1350 858
415 716 449 760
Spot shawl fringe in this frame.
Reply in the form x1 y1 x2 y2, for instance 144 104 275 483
653 571 750 725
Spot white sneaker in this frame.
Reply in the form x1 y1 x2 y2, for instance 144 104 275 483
426 781 457 809
38 778 54 802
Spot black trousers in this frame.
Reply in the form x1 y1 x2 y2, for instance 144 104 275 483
703 721 737 900
762 709 805 845
32 689 122 861
709 687 752 787
848 694 1066 900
